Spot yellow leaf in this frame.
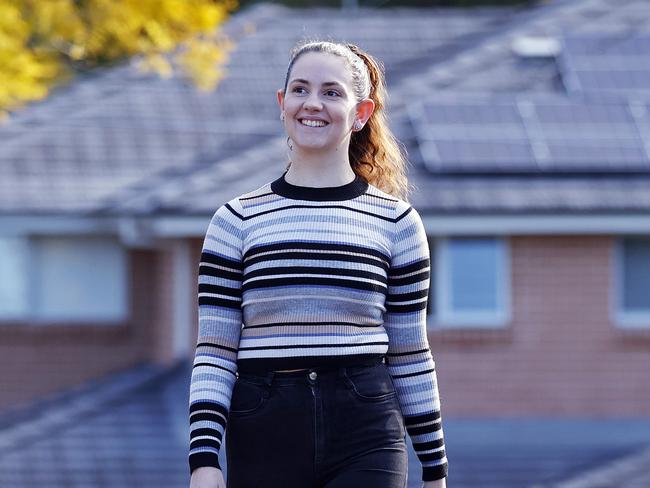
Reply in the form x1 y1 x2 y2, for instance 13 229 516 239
0 0 238 112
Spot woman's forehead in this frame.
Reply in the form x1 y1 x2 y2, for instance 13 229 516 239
288 51 353 87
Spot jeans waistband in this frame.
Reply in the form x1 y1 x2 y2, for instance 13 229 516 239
235 355 385 383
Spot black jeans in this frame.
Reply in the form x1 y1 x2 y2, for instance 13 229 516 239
225 357 408 488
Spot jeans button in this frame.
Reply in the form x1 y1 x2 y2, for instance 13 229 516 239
309 371 317 380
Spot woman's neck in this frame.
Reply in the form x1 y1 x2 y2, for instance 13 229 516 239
285 151 355 187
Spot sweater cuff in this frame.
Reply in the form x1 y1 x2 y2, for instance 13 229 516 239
189 452 221 475
422 463 448 481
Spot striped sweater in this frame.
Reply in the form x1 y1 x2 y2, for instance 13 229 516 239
189 171 448 481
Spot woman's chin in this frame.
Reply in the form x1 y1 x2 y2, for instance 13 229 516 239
292 140 332 153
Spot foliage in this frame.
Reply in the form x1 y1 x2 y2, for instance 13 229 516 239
239 0 533 7
0 0 238 117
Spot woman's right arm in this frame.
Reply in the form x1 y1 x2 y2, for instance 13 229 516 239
189 201 245 487
190 467 226 488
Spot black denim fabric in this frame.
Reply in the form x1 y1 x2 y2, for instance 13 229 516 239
225 357 408 488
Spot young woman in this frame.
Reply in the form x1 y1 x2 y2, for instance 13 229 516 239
189 41 448 488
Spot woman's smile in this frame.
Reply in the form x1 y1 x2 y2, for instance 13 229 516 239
299 118 329 127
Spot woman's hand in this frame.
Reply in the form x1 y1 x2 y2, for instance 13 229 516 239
422 478 447 488
190 466 226 488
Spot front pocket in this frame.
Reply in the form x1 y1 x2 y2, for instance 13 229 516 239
343 363 398 402
229 378 268 416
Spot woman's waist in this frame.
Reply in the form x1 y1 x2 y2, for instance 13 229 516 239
236 353 385 376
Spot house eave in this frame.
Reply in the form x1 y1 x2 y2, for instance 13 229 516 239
420 213 650 236
2 213 650 239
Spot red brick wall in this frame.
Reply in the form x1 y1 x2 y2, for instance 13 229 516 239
150 243 176 365
430 236 650 417
188 238 202 357
4 235 649 417
0 249 171 412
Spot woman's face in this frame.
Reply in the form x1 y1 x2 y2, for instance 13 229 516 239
278 51 372 155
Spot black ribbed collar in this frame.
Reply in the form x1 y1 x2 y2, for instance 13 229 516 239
271 170 368 201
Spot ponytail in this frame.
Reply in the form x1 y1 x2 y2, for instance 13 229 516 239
345 44 411 202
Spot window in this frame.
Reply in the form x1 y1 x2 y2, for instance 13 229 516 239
614 237 650 328
0 236 129 323
428 237 510 328
0 237 30 318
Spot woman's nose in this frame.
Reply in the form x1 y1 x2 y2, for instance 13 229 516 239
303 93 322 110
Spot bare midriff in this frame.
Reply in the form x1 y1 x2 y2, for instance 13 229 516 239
274 368 309 372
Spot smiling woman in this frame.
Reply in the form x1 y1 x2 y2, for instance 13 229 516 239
189 40 449 488
278 52 374 162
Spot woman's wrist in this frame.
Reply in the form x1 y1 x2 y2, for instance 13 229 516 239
422 478 447 488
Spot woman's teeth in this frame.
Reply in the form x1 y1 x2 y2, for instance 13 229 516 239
301 119 327 127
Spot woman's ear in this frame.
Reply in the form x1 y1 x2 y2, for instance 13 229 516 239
356 98 375 125
277 89 285 110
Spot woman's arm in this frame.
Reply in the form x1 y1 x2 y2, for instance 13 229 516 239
423 478 447 488
383 203 449 482
189 201 245 478
190 466 226 488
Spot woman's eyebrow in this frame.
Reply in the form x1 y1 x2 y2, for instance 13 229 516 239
289 78 345 89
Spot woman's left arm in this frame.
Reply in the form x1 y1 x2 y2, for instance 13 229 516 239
383 203 449 481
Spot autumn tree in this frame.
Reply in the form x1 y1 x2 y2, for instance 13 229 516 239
0 0 237 117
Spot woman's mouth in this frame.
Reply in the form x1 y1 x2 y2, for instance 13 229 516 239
300 119 328 127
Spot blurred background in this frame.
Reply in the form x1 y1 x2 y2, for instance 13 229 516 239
1 0 649 486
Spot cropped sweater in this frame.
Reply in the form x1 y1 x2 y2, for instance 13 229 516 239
188 171 448 482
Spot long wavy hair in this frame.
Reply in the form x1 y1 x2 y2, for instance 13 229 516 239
281 40 413 202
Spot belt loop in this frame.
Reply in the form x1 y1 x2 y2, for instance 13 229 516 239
264 371 275 386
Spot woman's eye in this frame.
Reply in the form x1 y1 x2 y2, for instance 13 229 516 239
292 87 306 94
326 90 340 97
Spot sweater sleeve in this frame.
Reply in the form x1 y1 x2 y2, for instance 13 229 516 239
383 203 448 482
188 201 244 474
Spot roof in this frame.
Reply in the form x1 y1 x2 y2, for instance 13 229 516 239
1 0 650 218
0 3 515 216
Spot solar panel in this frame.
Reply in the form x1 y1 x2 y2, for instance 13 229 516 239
574 70 650 92
533 103 634 124
410 94 650 174
423 140 534 169
559 34 650 96
561 36 610 56
545 143 648 167
421 102 522 125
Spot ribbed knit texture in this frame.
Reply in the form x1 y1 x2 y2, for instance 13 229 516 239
189 171 448 481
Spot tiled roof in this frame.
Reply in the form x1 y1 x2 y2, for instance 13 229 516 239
134 0 650 216
394 0 650 97
408 172 650 214
1 0 650 216
0 363 191 487
0 3 513 215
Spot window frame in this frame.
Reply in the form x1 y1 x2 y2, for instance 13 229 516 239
0 234 130 325
428 235 511 329
612 236 650 329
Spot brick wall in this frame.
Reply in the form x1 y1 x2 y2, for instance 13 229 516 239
0 249 171 412
430 236 650 417
4 235 648 417
188 238 202 357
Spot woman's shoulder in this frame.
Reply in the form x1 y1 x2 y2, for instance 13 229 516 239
364 181 414 219
210 178 276 217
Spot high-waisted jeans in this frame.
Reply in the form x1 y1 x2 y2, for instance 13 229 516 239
225 356 408 488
